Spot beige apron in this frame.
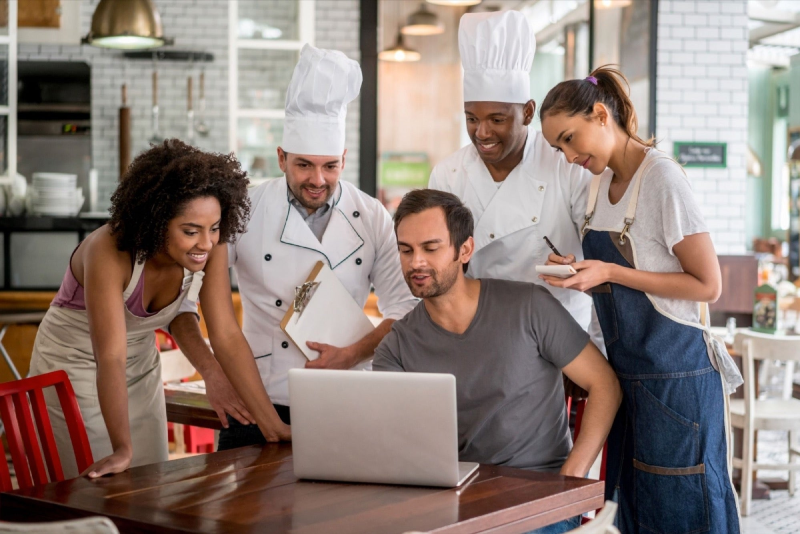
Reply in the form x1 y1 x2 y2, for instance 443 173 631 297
29 260 203 478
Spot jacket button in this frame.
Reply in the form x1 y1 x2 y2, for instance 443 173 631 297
532 216 538 223
276 300 282 307
281 341 289 349
264 254 271 261
353 210 360 218
489 233 495 239
355 258 362 265
538 185 545 192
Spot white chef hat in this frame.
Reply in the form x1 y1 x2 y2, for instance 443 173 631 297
281 44 362 156
458 10 536 104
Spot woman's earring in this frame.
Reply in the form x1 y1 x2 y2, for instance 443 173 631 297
601 122 605 126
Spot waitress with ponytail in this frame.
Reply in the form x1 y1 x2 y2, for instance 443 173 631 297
537 66 742 533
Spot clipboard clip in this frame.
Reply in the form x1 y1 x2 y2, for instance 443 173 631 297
293 281 320 318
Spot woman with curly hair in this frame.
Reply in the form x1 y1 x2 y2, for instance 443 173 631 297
29 139 291 479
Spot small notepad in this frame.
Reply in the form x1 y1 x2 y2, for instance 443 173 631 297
535 265 577 278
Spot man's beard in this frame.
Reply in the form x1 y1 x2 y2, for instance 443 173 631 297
288 181 332 211
404 263 460 299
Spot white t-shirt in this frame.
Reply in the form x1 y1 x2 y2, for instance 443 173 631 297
588 148 709 324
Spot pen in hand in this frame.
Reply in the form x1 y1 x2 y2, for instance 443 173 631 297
543 236 562 258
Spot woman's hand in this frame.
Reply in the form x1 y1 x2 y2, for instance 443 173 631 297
260 419 292 442
546 253 575 266
540 260 616 292
81 447 132 479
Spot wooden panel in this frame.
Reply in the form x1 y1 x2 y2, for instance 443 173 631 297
0 444 604 533
710 255 758 314
378 1 466 170
18 0 61 28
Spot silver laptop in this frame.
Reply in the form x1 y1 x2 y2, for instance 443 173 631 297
288 369 479 488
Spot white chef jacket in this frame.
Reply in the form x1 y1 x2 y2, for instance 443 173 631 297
429 126 605 349
181 178 417 405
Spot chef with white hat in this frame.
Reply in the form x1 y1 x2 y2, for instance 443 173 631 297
429 10 604 363
171 44 416 449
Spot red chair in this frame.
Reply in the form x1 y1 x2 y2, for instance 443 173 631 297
568 395 609 523
0 370 93 491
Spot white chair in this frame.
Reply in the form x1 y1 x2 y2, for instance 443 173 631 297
567 502 619 533
731 331 800 516
0 516 119 533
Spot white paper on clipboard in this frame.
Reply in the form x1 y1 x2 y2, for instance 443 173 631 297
280 261 376 362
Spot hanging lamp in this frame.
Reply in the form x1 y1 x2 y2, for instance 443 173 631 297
82 0 173 50
379 32 421 62
426 0 482 6
594 0 632 9
402 3 445 36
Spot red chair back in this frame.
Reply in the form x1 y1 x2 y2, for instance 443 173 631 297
567 395 610 522
0 370 93 491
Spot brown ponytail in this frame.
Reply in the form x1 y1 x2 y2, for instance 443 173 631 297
539 65 655 147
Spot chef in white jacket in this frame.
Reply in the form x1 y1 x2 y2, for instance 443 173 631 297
171 44 416 449
429 11 603 359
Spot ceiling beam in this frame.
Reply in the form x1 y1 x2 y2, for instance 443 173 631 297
750 22 800 46
748 4 800 24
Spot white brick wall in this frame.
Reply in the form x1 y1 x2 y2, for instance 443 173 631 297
656 0 749 254
315 0 361 187
19 0 362 209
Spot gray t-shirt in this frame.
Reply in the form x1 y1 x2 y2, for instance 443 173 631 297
373 278 590 472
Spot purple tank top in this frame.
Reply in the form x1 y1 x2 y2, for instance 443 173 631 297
51 263 155 318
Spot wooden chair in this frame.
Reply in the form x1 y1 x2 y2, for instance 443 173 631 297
731 331 800 515
566 501 619 533
0 516 119 533
0 370 93 491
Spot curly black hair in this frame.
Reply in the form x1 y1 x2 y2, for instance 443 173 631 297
109 139 251 262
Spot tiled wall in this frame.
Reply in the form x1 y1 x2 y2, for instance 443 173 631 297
656 0 749 254
18 0 361 211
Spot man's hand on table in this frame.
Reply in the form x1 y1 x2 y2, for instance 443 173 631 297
204 368 256 428
304 341 358 370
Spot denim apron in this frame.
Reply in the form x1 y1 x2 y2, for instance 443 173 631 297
581 153 741 533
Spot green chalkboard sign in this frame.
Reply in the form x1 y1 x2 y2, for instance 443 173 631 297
673 142 727 168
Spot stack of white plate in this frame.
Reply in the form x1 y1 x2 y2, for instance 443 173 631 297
29 173 84 217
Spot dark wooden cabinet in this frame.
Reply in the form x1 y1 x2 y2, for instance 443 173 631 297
709 255 758 327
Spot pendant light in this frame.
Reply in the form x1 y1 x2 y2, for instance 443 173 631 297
402 3 445 36
426 0 482 6
82 0 173 50
594 0 632 9
379 32 421 62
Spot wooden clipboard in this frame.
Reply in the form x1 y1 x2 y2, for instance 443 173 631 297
280 261 376 361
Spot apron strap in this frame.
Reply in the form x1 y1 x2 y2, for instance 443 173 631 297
582 175 603 235
122 260 146 301
618 151 675 244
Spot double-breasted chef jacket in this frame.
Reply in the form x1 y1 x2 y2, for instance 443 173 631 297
183 177 417 407
429 126 598 336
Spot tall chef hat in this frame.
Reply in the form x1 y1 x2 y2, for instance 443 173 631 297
281 44 362 156
458 10 536 104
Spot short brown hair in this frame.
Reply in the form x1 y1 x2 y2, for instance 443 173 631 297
393 189 474 273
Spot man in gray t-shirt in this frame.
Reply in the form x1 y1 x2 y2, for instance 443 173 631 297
374 189 621 478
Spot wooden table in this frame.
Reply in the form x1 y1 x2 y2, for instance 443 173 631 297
164 387 222 430
0 444 604 534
